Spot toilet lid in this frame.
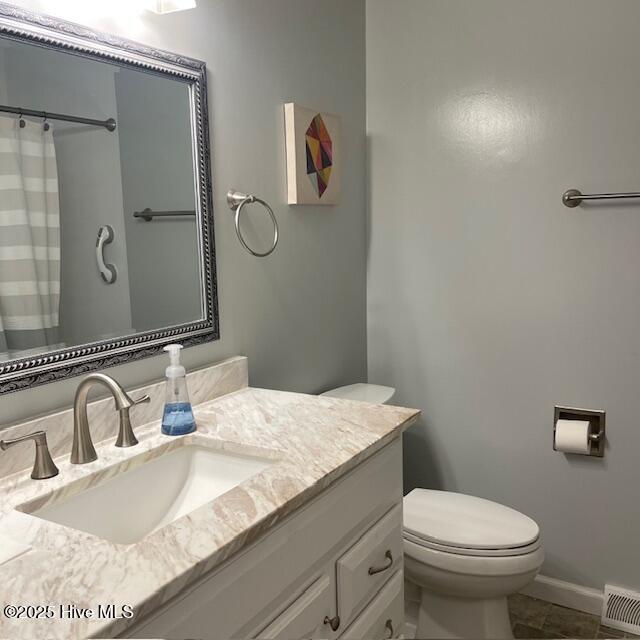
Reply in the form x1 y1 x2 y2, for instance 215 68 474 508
403 489 539 551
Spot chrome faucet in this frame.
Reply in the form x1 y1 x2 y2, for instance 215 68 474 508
71 373 150 464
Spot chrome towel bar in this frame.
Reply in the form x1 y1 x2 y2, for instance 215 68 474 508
562 188 640 208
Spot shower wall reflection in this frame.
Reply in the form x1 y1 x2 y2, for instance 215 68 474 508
0 36 202 362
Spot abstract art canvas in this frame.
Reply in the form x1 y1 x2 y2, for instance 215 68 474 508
284 103 341 205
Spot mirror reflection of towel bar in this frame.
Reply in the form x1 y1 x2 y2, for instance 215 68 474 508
133 208 196 221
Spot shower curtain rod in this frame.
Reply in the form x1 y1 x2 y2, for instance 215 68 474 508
0 104 116 132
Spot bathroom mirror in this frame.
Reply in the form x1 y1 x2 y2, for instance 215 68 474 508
0 5 218 394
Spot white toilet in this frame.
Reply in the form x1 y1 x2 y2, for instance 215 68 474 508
403 489 543 639
321 384 544 640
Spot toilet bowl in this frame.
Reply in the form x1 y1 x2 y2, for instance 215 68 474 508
403 489 544 640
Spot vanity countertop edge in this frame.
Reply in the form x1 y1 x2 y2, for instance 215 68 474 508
0 384 419 640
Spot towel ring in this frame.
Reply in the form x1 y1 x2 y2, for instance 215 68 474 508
227 190 279 257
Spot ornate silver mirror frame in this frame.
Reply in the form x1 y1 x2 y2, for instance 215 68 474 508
0 2 218 394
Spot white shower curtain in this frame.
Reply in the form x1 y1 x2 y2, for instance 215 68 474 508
0 116 60 360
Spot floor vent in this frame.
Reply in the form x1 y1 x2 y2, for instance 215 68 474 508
602 584 640 635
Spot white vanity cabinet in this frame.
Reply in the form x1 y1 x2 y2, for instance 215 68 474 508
127 438 404 640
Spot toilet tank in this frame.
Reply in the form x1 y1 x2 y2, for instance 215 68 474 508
320 383 396 405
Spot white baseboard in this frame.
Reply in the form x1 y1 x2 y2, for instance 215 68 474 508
521 574 603 616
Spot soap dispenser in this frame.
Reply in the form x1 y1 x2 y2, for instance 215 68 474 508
161 344 196 436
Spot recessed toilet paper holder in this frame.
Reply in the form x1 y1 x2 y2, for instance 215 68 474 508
554 406 606 457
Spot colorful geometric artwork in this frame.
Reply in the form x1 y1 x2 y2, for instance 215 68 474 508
305 114 332 198
284 103 341 205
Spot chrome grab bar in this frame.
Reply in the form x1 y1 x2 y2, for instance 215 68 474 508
96 225 116 284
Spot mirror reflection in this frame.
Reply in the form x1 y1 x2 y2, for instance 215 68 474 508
0 36 203 363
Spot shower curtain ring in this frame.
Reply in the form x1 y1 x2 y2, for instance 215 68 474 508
42 112 50 131
18 111 25 128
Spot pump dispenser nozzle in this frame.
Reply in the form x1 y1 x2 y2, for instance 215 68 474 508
164 343 182 367
164 344 185 379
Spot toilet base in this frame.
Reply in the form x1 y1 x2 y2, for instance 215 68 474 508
412 586 513 639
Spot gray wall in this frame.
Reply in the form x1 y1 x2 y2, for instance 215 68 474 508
0 1 367 423
367 0 640 591
116 69 202 332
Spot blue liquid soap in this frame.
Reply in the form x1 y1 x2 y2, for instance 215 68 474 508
161 402 196 436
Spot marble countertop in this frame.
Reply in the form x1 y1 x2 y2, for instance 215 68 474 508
0 383 418 639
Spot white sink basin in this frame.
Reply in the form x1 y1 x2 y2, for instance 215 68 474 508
24 444 274 545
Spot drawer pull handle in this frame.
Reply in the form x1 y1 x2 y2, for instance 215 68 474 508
385 619 394 638
368 549 393 575
324 615 340 631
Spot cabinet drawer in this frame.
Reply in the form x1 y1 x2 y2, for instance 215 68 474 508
337 503 402 623
340 570 403 639
256 575 333 640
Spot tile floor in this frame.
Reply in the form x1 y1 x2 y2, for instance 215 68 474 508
509 594 640 639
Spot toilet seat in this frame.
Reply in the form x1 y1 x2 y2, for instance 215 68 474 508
403 489 540 555
403 530 541 557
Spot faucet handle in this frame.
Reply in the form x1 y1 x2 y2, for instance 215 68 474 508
116 394 151 448
0 431 59 480
131 394 151 407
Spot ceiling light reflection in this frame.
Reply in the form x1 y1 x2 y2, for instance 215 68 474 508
443 91 539 164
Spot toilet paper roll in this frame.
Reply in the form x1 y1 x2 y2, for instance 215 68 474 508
554 419 591 454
